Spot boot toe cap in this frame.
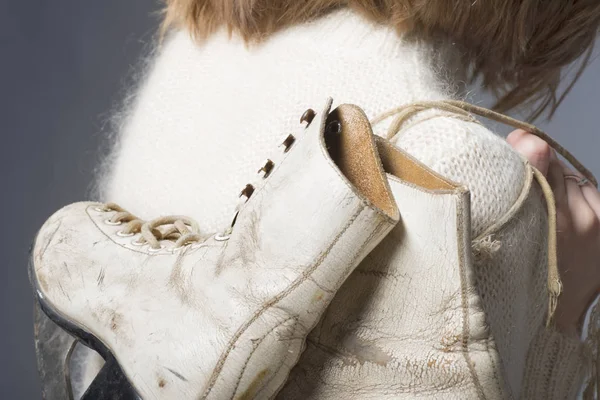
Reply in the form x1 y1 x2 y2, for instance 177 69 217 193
31 201 104 300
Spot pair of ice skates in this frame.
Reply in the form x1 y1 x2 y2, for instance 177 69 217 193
30 99 590 399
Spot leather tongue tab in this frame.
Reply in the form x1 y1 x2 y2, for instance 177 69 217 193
324 104 398 220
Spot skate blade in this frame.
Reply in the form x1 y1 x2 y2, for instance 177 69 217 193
33 298 140 400
29 238 142 400
69 341 105 400
34 300 77 400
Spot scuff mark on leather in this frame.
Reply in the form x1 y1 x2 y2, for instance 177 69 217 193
62 262 72 279
165 367 188 382
57 282 70 301
440 334 462 353
308 276 334 294
427 356 460 371
39 220 62 259
308 337 392 367
91 305 128 342
340 335 393 366
125 270 139 291
311 290 324 303
96 267 106 289
168 249 193 306
216 209 261 276
236 368 269 400
109 312 123 333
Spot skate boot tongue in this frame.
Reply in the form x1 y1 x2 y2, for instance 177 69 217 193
324 104 398 220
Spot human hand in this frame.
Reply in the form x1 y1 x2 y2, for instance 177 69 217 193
507 129 600 338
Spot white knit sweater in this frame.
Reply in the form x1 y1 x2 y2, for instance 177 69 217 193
100 9 588 398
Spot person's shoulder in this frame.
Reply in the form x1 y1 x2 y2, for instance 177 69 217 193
392 116 527 237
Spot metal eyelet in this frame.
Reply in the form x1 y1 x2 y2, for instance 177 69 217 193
281 134 296 152
239 184 255 201
214 233 231 242
94 207 108 212
116 231 134 237
300 109 316 127
148 245 165 253
131 238 145 246
104 219 122 226
326 120 342 135
257 159 275 178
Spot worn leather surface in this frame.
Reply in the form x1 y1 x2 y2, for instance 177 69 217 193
279 139 509 399
31 100 398 399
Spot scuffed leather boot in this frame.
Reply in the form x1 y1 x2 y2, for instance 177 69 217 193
278 135 492 399
277 100 582 399
30 99 402 400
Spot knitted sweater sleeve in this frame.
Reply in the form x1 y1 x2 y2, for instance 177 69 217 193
521 326 589 399
390 115 589 398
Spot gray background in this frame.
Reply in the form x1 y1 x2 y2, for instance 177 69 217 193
0 1 598 398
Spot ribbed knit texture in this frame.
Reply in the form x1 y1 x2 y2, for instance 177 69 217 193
522 324 588 399
100 9 588 398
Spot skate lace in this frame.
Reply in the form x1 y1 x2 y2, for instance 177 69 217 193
99 108 317 251
373 100 597 323
372 100 599 397
100 203 203 250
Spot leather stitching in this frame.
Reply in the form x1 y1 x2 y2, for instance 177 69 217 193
255 318 301 400
334 214 384 289
315 215 384 345
229 316 298 400
202 205 366 398
456 193 489 400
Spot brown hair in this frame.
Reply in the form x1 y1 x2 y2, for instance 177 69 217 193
162 0 600 119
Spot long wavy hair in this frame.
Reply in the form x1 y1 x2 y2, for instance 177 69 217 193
161 0 600 120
